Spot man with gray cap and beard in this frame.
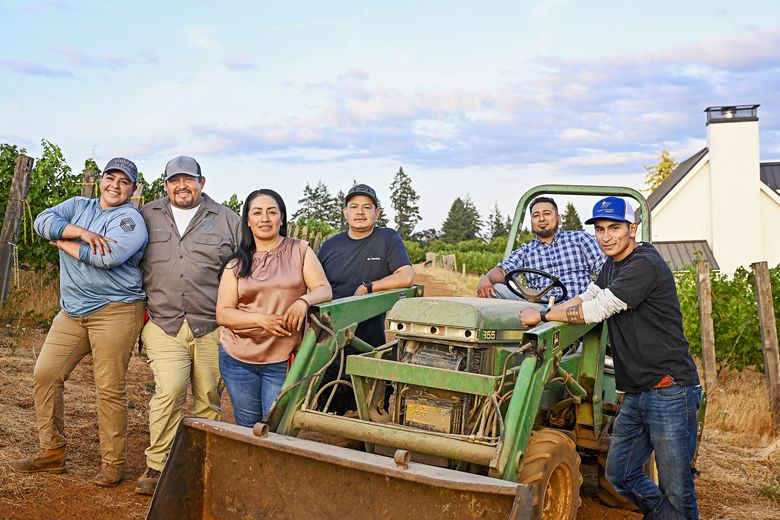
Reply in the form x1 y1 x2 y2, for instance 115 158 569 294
134 156 240 495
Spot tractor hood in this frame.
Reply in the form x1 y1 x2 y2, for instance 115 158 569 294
387 297 529 339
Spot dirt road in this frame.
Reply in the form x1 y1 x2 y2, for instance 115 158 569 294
0 267 776 519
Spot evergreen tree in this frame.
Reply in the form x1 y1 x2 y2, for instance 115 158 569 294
643 149 677 193
390 166 421 239
560 202 583 231
333 189 347 231
440 196 481 243
487 202 509 239
293 181 338 225
505 214 513 235
375 206 389 227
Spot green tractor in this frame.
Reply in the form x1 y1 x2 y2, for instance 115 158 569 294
147 185 704 520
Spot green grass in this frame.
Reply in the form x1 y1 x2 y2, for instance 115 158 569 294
760 478 780 502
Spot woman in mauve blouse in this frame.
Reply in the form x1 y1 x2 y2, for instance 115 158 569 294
216 189 331 426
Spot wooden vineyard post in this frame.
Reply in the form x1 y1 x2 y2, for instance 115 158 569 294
696 261 718 392
751 261 780 427
131 183 144 208
81 168 98 198
313 231 323 253
0 154 35 305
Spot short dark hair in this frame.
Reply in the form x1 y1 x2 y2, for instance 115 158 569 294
529 196 558 214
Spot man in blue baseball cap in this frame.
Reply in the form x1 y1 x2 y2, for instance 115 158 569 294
520 196 702 519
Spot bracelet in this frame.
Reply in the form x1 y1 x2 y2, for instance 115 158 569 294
295 297 310 308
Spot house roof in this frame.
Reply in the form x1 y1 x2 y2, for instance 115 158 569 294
646 147 709 211
654 240 719 271
761 162 780 190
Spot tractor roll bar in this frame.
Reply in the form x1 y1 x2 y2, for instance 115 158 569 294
505 184 651 259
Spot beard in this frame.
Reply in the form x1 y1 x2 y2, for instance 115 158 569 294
534 225 557 239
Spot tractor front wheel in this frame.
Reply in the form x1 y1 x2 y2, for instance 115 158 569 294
516 429 582 520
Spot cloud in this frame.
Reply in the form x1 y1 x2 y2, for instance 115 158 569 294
161 25 779 175
52 46 156 70
222 53 256 70
124 134 181 159
0 58 72 77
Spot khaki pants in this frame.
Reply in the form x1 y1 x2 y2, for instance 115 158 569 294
143 320 223 471
33 301 145 467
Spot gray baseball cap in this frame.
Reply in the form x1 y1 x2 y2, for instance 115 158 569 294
104 157 138 184
164 155 202 181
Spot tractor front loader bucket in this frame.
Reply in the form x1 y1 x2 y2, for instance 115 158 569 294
147 418 533 520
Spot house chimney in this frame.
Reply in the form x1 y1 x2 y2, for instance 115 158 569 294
705 104 761 273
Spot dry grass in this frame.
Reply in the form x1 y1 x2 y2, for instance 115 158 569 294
414 264 480 296
704 369 778 445
0 269 60 355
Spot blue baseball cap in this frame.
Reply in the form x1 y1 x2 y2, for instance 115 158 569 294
585 196 637 225
103 157 138 184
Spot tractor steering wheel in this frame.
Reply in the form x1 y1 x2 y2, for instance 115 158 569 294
503 268 568 304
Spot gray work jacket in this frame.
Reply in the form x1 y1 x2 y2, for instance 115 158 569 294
140 194 241 337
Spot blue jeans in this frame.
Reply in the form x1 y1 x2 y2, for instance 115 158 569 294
218 345 288 427
606 385 702 520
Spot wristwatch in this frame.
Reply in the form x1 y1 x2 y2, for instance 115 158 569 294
362 280 373 293
539 307 550 322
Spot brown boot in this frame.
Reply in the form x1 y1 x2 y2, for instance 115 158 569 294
9 447 66 474
134 467 161 496
93 465 123 487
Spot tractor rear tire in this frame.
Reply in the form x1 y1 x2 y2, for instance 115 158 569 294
516 429 582 520
597 452 657 510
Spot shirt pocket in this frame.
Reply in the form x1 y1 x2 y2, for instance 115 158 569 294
193 233 233 266
145 231 172 263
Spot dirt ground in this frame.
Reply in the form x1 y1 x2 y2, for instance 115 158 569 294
0 266 777 519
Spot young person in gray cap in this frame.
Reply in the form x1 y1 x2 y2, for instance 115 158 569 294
135 155 240 495
520 196 701 519
10 158 147 487
316 183 414 413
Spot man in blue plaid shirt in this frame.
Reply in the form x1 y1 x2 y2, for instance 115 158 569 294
477 197 605 304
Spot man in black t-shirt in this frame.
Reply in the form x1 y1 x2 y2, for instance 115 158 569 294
520 196 702 520
317 183 413 412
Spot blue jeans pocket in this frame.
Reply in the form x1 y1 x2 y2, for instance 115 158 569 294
654 384 685 400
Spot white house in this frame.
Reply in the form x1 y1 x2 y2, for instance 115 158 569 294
642 105 780 274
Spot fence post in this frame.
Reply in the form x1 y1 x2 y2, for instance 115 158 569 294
0 154 35 305
131 182 145 208
751 261 780 428
696 261 718 392
81 168 98 198
462 263 466 276
313 231 323 253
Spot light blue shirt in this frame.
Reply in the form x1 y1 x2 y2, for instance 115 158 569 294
34 197 147 317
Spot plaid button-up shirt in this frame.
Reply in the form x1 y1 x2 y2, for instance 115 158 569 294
499 230 605 302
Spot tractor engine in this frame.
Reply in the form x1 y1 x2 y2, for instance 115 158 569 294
390 339 491 437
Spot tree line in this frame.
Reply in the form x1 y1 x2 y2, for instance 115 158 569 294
3 139 677 272
288 167 585 244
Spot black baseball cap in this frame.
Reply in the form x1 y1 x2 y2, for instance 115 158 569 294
345 183 378 206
